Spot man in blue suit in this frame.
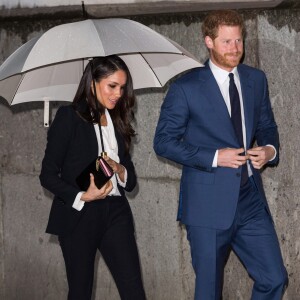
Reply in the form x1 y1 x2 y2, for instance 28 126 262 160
154 10 287 299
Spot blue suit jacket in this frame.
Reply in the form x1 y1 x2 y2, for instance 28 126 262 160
153 63 279 230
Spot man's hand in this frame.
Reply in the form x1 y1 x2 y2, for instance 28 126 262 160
247 146 275 169
217 148 249 168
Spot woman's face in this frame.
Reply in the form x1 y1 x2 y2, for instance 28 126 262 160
94 70 127 110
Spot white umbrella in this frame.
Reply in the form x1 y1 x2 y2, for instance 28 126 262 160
0 18 203 126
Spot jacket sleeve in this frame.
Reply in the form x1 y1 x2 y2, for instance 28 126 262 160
254 73 279 165
117 133 137 192
153 82 216 171
39 106 81 207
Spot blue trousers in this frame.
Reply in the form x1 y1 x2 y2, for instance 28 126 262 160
186 178 288 300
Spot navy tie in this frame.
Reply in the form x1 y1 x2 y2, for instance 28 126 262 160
229 73 248 185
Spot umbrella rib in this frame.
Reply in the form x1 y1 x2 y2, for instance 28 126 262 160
139 52 162 87
11 73 26 105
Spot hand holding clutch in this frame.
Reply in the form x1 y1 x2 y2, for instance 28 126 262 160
76 156 114 191
80 176 113 202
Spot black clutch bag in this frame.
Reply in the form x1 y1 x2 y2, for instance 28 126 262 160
76 156 113 191
76 115 114 190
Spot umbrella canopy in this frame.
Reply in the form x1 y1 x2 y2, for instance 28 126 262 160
0 18 203 125
0 52 201 105
0 18 200 75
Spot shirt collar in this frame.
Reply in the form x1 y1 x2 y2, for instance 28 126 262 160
209 59 239 85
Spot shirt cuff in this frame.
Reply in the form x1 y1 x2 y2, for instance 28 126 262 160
116 166 127 187
266 144 277 161
72 192 85 211
212 150 218 167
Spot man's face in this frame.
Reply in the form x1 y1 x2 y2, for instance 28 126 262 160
205 25 243 71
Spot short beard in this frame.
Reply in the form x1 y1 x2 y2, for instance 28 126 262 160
211 48 243 69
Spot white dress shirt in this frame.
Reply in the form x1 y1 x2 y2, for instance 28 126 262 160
209 60 276 170
72 109 127 211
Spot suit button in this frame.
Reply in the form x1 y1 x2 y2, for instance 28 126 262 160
236 173 241 177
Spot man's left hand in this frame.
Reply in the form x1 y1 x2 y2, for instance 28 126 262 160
247 146 275 169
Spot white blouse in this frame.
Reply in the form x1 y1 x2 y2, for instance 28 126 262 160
72 109 127 211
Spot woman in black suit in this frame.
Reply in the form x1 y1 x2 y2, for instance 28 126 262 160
40 56 146 300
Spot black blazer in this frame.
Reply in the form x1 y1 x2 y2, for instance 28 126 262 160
40 105 137 236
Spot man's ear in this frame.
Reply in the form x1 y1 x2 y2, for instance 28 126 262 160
205 36 213 49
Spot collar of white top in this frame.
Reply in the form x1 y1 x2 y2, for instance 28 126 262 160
209 59 239 85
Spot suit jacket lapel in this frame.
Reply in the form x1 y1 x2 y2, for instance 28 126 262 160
76 100 100 159
238 65 255 149
83 120 99 159
115 129 122 153
199 63 238 143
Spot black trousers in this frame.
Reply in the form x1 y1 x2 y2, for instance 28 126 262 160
59 196 146 300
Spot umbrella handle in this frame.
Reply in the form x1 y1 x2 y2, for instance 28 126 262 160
44 100 50 127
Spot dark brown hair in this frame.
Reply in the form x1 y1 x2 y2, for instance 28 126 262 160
72 55 135 153
202 10 245 40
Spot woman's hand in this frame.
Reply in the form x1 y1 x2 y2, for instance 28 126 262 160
103 155 126 182
81 174 113 202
